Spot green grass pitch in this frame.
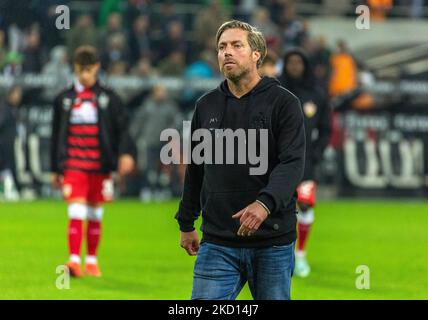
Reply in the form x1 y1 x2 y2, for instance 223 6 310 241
0 199 427 299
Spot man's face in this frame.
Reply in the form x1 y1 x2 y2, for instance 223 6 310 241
74 63 100 87
217 28 260 82
285 54 305 79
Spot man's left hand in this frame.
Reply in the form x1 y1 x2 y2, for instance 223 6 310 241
232 201 269 237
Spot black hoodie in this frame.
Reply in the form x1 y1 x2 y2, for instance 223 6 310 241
280 49 331 180
175 76 306 247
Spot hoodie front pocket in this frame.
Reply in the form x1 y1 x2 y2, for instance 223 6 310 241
202 190 259 237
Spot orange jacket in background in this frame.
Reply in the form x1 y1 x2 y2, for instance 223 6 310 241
368 0 393 21
328 52 358 97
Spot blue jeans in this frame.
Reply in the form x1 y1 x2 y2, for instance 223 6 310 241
191 241 295 300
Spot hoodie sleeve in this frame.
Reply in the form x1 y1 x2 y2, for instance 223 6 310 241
175 104 204 232
257 93 306 214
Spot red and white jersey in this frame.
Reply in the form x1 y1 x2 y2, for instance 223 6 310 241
65 80 101 172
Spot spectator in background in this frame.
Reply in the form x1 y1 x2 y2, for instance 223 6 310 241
129 84 182 200
184 50 217 79
309 36 331 91
107 60 128 76
128 14 152 64
279 3 308 51
3 51 23 76
100 12 127 49
7 23 25 53
234 0 258 21
367 0 393 21
106 12 125 34
130 56 158 77
66 15 99 58
267 0 291 26
157 50 185 76
251 7 279 50
152 1 181 35
156 20 187 63
42 46 72 102
183 50 218 108
124 0 153 31
328 40 358 98
329 40 374 110
22 27 46 73
98 0 122 27
193 0 230 52
0 85 22 201
107 60 130 101
101 33 130 72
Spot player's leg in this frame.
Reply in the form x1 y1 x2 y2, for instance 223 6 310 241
84 174 113 277
295 207 314 277
62 171 89 277
191 242 245 300
248 242 295 300
295 180 317 278
0 168 19 201
85 203 103 277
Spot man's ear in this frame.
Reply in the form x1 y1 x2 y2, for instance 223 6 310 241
253 51 261 65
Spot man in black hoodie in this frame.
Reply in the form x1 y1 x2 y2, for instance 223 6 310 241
279 49 331 278
175 20 305 300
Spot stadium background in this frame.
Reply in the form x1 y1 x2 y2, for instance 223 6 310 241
0 0 427 299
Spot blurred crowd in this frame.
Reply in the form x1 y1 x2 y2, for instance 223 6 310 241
0 0 426 200
0 0 425 79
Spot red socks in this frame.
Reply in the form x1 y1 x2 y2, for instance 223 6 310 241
86 220 101 257
68 219 83 257
297 222 312 252
67 204 103 263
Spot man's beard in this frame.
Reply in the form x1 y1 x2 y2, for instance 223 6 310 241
222 64 250 83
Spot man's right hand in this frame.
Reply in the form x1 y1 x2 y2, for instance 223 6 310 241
180 230 200 256
51 173 62 189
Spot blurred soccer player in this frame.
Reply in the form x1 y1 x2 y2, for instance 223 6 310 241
176 21 305 300
50 46 136 277
279 49 331 277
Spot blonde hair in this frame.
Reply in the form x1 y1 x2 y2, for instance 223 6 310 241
216 20 267 68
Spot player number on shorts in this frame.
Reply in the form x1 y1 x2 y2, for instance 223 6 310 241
102 179 114 200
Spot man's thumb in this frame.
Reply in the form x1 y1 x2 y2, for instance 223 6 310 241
232 208 246 219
